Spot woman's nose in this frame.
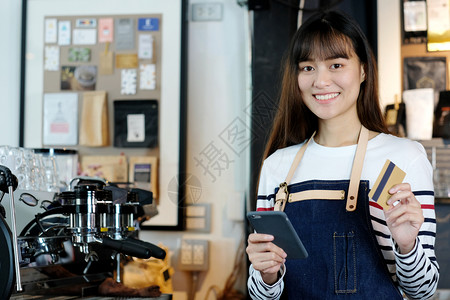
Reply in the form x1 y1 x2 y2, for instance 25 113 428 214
313 69 331 88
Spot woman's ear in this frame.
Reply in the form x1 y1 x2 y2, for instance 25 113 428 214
360 65 366 83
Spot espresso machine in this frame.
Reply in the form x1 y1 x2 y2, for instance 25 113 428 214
0 165 166 299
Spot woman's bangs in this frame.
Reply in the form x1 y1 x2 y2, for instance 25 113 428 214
296 30 354 63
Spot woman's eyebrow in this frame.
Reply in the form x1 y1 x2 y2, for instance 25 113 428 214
298 53 350 63
324 54 349 60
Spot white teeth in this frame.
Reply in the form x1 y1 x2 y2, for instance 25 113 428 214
314 93 339 100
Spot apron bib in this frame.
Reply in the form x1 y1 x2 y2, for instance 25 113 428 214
274 126 402 299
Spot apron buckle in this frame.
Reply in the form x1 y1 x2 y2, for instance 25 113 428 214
275 182 288 211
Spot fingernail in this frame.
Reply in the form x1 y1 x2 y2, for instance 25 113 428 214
264 235 274 240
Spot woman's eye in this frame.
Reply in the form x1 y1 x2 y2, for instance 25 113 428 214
301 66 314 72
331 63 342 69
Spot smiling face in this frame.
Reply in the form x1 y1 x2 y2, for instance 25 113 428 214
297 49 365 124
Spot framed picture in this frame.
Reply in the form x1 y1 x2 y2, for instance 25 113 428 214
113 100 158 148
20 0 187 230
403 56 447 106
129 156 158 200
401 0 428 44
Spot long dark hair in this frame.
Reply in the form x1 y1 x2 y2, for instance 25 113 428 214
263 10 388 160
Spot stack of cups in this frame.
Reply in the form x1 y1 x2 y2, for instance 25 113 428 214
0 146 60 192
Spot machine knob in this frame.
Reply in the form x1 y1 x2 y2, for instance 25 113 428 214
0 166 18 194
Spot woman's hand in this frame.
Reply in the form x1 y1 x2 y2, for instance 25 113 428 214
384 183 424 254
246 233 287 285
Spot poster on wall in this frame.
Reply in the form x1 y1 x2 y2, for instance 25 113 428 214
113 100 158 148
42 92 78 145
402 0 427 44
21 0 187 230
427 0 450 51
403 56 447 106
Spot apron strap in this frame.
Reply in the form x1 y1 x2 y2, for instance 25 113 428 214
274 126 370 212
274 133 315 212
346 126 369 211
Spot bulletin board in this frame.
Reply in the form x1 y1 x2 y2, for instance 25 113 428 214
20 0 187 230
41 14 162 149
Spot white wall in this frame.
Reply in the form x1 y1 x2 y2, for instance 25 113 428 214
0 0 22 146
140 1 250 298
377 0 402 108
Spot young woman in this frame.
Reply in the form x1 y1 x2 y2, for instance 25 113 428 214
246 10 439 299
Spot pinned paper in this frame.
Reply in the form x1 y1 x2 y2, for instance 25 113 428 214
138 34 153 59
116 53 138 69
81 155 127 182
45 18 57 43
99 42 114 75
79 91 109 146
99 18 114 43
43 93 78 145
44 46 60 71
121 69 137 95
73 29 97 45
68 47 91 62
127 114 146 142
115 18 134 50
58 20 71 45
138 18 159 31
140 64 156 90
76 18 97 28
61 65 97 91
129 156 158 198
369 160 406 210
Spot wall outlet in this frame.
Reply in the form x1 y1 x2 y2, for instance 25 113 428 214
191 3 223 22
179 239 209 271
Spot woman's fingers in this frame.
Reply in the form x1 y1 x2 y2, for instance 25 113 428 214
383 182 424 253
247 233 287 258
247 233 287 275
252 254 286 270
386 204 422 225
248 233 274 243
388 182 411 194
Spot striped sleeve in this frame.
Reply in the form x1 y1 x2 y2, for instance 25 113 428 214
392 146 439 299
370 144 439 300
394 191 439 300
369 192 439 299
256 160 276 211
248 264 285 299
248 161 285 299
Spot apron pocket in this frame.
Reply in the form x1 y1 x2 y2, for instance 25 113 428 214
333 231 357 294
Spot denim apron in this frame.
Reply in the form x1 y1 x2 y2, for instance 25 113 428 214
274 127 403 299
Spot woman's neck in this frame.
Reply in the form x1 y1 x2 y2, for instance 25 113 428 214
314 120 362 147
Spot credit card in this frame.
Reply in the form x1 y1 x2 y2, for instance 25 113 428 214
368 159 406 210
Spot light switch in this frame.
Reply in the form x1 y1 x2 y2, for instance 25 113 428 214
191 3 223 22
179 239 209 271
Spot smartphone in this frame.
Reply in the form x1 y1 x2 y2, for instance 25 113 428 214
247 211 308 259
